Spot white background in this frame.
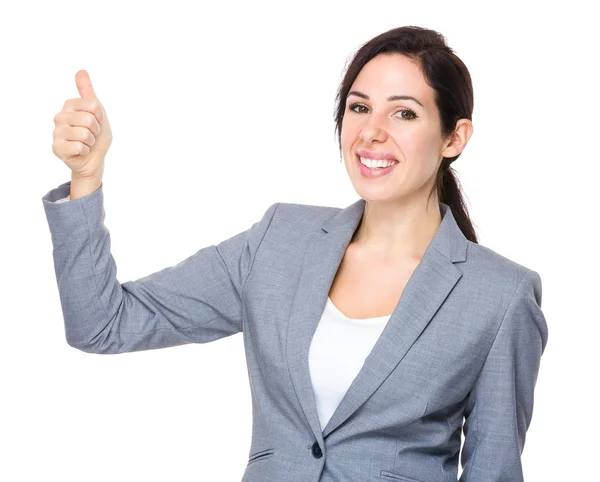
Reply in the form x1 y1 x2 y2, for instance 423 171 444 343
1 0 597 480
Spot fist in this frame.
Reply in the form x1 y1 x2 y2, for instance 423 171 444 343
52 70 112 179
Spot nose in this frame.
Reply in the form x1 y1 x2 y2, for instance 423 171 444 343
359 112 388 144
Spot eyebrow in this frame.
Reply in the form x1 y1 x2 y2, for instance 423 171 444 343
346 90 424 108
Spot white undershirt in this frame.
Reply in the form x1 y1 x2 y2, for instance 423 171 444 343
308 297 391 431
54 193 390 431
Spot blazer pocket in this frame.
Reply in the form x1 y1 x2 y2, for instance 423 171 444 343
380 470 424 482
247 448 275 466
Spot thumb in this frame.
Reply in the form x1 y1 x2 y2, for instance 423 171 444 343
75 70 97 99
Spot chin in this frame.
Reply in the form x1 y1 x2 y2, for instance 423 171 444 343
352 186 402 203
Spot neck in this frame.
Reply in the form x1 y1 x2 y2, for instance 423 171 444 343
351 196 442 261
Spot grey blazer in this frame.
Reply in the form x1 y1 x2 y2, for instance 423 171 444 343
42 180 548 482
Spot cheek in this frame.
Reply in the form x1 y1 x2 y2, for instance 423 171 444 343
395 129 438 158
340 119 358 145
340 125 360 162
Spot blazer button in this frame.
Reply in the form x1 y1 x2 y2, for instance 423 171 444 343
311 441 323 458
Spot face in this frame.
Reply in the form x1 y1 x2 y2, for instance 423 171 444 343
341 53 449 205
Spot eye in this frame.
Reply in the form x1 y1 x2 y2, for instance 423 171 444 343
348 103 369 114
347 103 417 121
395 108 417 120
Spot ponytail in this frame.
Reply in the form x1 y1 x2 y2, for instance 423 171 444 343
436 160 478 244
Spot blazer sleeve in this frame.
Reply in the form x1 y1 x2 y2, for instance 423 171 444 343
459 269 549 482
42 180 279 355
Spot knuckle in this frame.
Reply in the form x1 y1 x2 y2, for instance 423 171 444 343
87 99 99 112
53 125 64 139
86 100 101 120
85 112 96 128
91 119 101 135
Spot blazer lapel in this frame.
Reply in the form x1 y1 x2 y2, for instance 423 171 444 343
286 199 468 443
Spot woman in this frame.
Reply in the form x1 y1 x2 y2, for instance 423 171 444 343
43 26 548 482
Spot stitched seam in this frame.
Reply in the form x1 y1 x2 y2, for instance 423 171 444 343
237 203 280 306
214 244 239 300
463 269 532 479
240 202 280 294
216 202 280 332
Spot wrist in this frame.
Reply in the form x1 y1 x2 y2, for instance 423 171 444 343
69 174 103 201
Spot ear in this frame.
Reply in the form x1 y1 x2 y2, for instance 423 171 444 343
441 119 473 158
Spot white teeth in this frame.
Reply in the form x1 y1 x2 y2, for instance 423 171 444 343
359 156 398 168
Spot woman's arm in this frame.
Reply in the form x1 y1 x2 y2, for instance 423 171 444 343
42 180 279 354
459 269 549 481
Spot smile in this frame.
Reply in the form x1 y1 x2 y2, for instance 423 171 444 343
356 154 399 178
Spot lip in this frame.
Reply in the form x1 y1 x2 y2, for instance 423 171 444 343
356 148 398 161
356 154 399 178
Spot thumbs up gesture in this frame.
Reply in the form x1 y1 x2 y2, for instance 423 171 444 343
52 70 113 180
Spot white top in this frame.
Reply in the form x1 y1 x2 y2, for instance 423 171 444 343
53 193 391 432
308 297 391 431
55 195 70 203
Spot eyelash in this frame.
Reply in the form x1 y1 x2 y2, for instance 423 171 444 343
348 103 418 121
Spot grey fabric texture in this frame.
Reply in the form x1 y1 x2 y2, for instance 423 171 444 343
41 180 548 481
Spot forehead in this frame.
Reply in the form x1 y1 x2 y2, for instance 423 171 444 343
350 53 435 108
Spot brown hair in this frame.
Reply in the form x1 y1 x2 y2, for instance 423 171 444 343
334 25 478 244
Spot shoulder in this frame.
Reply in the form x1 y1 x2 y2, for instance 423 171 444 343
464 240 540 280
466 239 534 274
461 240 543 318
269 201 341 231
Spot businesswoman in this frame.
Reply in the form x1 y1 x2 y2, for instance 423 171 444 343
43 26 548 482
